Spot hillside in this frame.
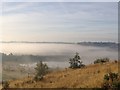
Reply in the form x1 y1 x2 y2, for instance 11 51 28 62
78 42 118 50
5 61 118 88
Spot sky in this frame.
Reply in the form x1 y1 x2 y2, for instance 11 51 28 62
0 2 118 42
1 0 120 2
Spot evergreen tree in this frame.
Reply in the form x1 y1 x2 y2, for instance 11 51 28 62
69 52 85 69
34 61 48 81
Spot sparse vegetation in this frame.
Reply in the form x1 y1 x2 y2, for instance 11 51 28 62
102 72 120 89
114 60 118 63
94 58 109 64
6 61 118 88
2 81 9 90
34 61 48 81
2 53 118 88
69 52 85 69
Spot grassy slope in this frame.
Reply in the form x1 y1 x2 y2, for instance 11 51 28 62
8 62 118 88
0 81 1 89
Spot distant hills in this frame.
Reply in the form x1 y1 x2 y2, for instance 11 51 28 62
0 41 118 44
0 41 119 50
77 42 118 50
0 41 74 44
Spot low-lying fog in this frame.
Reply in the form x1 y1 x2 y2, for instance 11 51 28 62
0 54 2 83
2 43 118 66
1 43 118 81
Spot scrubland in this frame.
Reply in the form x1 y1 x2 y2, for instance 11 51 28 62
6 61 118 88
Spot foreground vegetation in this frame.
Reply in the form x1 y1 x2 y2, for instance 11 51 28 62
2 61 119 89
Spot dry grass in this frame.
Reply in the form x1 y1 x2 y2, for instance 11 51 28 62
0 84 2 90
8 61 118 88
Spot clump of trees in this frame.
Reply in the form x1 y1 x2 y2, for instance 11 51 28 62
34 61 48 81
69 52 85 69
102 72 120 89
94 58 109 64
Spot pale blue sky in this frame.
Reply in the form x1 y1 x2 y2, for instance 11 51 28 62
2 0 120 2
1 2 118 42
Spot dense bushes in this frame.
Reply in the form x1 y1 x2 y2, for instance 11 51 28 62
102 72 120 89
94 58 109 64
69 52 85 69
34 61 48 81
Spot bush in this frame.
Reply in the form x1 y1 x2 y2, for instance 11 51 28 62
34 61 48 81
94 58 109 64
69 52 85 69
2 81 9 90
114 60 118 63
102 72 120 89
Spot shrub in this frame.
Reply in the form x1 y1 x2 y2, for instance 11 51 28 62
114 60 118 63
34 61 48 81
69 52 85 69
2 81 9 90
94 58 109 64
102 72 120 89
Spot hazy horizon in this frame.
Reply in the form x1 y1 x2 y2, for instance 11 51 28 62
0 41 118 43
2 43 118 64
